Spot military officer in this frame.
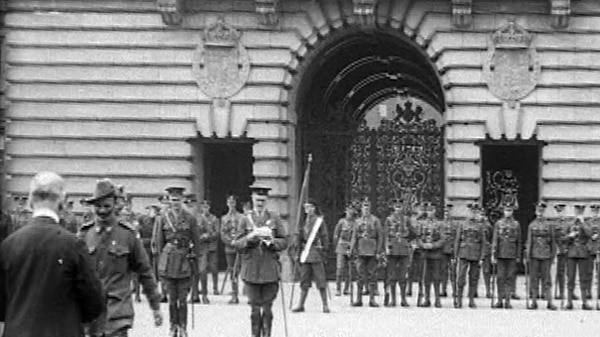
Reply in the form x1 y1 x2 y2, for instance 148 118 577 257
134 205 159 302
233 185 288 337
221 193 244 304
588 204 600 310
440 204 456 298
492 203 522 309
553 204 568 301
383 198 414 307
349 199 383 307
291 198 331 313
407 204 425 297
154 186 201 337
79 179 163 337
416 203 446 307
11 196 31 233
481 214 494 299
333 203 357 296
199 200 221 300
563 204 592 310
525 202 557 310
453 203 486 308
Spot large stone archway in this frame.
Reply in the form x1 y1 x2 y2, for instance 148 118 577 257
289 26 446 238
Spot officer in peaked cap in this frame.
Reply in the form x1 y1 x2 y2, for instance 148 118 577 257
78 178 163 337
453 203 486 308
333 201 358 296
564 204 592 310
383 198 414 307
153 186 200 336
349 198 383 307
195 199 220 303
416 202 446 307
492 202 522 309
232 185 288 337
220 193 244 304
525 202 557 310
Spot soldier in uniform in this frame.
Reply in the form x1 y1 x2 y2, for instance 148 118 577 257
492 203 522 309
60 200 79 233
233 185 288 337
481 214 494 299
588 205 600 310
333 203 357 296
525 202 557 310
407 204 425 298
199 200 221 299
416 203 446 307
553 204 568 301
11 196 32 233
349 199 383 307
383 198 414 307
453 203 486 308
440 204 456 298
563 204 592 310
291 198 330 313
221 194 243 304
79 179 163 337
134 205 160 302
154 186 200 336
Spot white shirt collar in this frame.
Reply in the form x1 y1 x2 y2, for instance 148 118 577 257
32 208 60 223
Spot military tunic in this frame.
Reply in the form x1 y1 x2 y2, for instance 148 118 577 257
492 217 522 300
295 215 329 290
553 217 569 299
454 218 486 299
349 214 382 293
587 217 600 301
199 213 220 294
562 218 591 294
416 217 446 303
383 214 413 285
154 209 200 330
440 217 458 297
526 217 556 300
79 220 161 336
221 210 243 296
333 218 355 281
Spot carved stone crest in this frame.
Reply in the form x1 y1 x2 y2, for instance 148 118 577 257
192 18 250 99
483 21 541 104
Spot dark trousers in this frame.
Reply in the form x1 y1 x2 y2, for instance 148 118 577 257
424 258 442 298
246 282 279 337
356 255 378 291
386 255 409 285
299 262 327 290
567 257 590 293
530 258 552 299
497 258 516 299
556 254 567 296
457 259 480 295
225 252 240 295
200 250 219 293
163 277 191 329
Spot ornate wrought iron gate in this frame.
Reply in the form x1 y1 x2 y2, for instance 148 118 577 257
304 101 445 224
346 103 445 217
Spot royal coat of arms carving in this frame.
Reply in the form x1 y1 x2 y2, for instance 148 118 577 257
193 18 251 99
483 21 541 103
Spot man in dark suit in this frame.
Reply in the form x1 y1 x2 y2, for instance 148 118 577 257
0 171 105 337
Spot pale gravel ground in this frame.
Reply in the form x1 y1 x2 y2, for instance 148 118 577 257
129 276 600 337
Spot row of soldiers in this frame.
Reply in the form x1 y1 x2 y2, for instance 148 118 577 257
315 198 600 311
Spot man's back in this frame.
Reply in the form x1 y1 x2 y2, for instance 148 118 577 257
0 216 104 337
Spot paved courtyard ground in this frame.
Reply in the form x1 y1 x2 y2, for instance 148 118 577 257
130 276 600 337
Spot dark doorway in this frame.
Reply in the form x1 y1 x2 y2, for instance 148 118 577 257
481 141 543 259
202 140 254 270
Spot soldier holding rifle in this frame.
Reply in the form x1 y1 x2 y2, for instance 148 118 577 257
564 204 592 310
221 193 244 304
492 202 522 309
333 203 357 296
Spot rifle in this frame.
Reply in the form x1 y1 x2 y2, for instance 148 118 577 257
525 258 530 309
348 256 354 305
418 252 427 307
452 257 459 307
490 260 496 308
596 253 599 310
188 243 197 330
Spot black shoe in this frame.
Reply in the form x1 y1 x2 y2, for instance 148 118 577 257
343 290 350 295
469 299 476 308
528 301 538 310
566 301 573 310
191 297 200 303
422 299 431 307
434 298 442 308
228 297 239 304
323 306 331 313
352 301 363 307
494 301 504 309
441 292 448 298
335 290 342 297
161 296 168 303
202 295 210 304
401 299 409 307
572 294 579 300
486 292 492 299
547 303 557 311
369 299 379 307
291 306 305 313
582 302 593 310
505 302 513 309
511 294 520 300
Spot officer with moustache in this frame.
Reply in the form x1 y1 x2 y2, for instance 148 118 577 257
383 198 414 307
154 187 200 337
564 204 592 310
291 198 330 313
454 203 486 308
79 179 163 337
349 199 383 307
525 202 557 310
492 203 522 309
333 203 357 296
221 194 244 304
416 203 446 308
233 186 288 337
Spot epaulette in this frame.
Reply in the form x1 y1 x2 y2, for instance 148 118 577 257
79 221 95 231
118 221 136 232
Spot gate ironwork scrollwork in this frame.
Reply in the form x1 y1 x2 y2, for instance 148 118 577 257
347 102 445 217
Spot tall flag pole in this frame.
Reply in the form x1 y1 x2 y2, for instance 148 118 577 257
294 153 312 237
